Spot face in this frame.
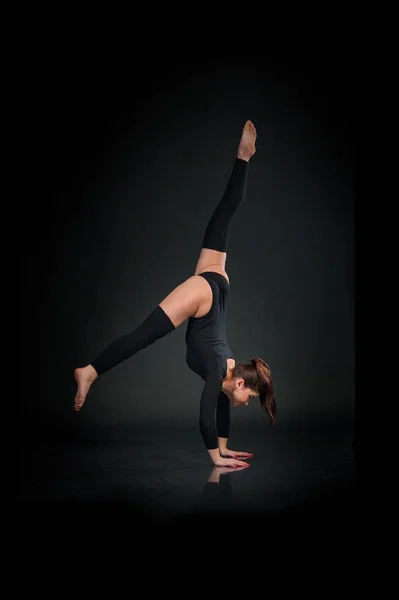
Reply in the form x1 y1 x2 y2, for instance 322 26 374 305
231 379 257 407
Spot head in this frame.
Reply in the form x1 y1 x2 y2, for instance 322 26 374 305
226 357 276 426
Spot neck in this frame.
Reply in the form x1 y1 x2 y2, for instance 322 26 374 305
222 368 234 399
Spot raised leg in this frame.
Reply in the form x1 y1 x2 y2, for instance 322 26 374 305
194 120 257 275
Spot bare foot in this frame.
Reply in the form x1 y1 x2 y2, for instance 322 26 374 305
74 365 98 411
237 120 257 162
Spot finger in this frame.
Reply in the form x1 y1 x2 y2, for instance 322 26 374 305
234 461 250 468
233 453 253 458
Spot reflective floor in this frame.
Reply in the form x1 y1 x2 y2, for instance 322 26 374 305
18 416 355 532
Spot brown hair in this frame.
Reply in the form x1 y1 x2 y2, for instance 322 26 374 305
232 357 276 426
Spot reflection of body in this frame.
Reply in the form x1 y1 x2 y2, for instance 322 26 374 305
73 121 276 468
204 467 234 510
203 465 249 512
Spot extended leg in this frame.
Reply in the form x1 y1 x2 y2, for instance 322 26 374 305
73 306 175 411
74 275 209 411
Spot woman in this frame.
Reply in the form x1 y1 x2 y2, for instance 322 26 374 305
74 120 276 469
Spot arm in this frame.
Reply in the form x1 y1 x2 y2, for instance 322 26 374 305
199 369 249 468
217 390 254 460
199 370 224 465
217 390 230 453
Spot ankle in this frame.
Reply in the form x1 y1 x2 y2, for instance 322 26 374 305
86 365 98 381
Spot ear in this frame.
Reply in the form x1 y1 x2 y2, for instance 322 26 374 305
236 378 245 388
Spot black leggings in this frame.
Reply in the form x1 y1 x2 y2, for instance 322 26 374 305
91 158 249 377
201 158 248 252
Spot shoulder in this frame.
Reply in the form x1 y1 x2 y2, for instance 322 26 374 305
204 355 228 381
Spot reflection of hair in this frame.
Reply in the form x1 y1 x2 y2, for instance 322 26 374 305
232 358 276 426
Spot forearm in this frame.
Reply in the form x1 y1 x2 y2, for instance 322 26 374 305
216 391 230 444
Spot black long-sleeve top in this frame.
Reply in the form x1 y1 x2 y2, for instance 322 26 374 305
185 271 234 449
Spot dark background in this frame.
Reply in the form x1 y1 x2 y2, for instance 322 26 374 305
20 55 354 437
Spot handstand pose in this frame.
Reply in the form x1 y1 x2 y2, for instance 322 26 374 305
74 120 276 469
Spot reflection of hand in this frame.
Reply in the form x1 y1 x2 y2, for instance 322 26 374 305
220 448 254 459
208 465 247 483
214 457 250 468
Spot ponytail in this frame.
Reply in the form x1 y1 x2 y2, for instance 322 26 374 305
251 357 276 426
232 357 276 426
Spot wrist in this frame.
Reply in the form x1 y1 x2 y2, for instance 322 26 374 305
218 437 228 451
208 448 222 465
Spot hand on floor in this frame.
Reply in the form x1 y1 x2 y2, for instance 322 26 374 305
220 448 254 459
